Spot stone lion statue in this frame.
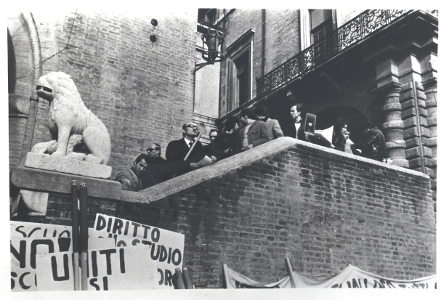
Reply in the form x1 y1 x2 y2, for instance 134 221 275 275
32 72 111 165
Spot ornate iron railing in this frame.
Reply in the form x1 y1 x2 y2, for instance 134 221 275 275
256 9 411 97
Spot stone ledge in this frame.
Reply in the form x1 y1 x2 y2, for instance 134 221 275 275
139 137 300 203
11 167 122 200
139 137 429 204
24 152 112 179
120 190 149 204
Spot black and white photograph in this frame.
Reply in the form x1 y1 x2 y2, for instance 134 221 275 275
5 1 440 299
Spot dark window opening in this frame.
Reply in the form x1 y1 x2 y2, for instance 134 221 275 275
310 9 335 64
234 51 250 106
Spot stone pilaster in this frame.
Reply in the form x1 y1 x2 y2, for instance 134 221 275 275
418 53 437 202
399 82 432 174
422 77 437 201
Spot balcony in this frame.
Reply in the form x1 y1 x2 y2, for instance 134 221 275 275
256 9 437 98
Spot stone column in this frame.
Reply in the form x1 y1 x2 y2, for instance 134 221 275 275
373 59 408 168
376 83 409 167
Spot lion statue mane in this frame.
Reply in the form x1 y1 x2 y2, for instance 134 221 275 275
32 72 111 165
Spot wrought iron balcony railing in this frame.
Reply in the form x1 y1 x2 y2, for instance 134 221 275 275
256 9 412 97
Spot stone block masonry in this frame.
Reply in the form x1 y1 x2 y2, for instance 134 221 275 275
23 138 435 288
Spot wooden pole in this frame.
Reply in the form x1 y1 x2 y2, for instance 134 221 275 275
182 267 194 289
183 132 201 161
71 181 80 291
285 257 296 288
172 132 202 178
79 183 88 290
174 268 185 289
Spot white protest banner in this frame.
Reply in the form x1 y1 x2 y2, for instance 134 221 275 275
92 214 184 271
224 264 436 289
11 221 71 239
36 246 175 291
10 221 114 292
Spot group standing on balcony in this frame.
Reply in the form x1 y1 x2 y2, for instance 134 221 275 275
116 98 388 191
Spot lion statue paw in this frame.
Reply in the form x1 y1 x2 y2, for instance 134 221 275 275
33 72 111 165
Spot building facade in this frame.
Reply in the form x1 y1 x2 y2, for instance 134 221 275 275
205 9 437 202
8 8 198 176
8 8 437 288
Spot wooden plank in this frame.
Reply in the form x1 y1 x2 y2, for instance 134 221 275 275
11 167 122 200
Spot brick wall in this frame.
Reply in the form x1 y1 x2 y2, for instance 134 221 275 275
9 9 197 176
219 9 300 116
35 138 435 288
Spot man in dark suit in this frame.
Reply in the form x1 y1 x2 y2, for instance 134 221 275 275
203 129 225 162
287 102 307 140
165 122 213 177
140 143 169 188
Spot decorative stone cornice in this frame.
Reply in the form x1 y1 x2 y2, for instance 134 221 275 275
371 81 401 96
422 77 437 89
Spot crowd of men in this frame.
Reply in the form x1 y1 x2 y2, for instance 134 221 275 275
115 101 387 191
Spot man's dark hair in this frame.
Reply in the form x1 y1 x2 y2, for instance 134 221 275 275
290 102 304 112
333 117 350 134
224 116 239 131
135 153 149 163
358 121 373 133
254 105 270 119
240 108 256 120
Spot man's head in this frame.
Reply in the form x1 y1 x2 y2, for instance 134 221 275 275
209 129 218 142
253 105 269 121
290 103 304 122
132 154 149 175
224 116 240 133
358 121 373 134
239 108 255 125
146 143 161 159
182 122 199 139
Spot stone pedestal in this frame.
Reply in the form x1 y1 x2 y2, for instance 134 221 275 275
24 152 112 179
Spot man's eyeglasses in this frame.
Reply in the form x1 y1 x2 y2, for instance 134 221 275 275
147 148 160 152
186 124 198 129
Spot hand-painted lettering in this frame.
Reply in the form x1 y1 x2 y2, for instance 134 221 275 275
10 240 26 268
112 218 124 235
51 254 69 281
99 249 117 276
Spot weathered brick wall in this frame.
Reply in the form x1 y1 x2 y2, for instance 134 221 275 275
121 139 434 287
264 10 300 70
9 9 197 176
27 138 435 288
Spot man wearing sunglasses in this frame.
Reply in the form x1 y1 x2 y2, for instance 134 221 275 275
165 122 213 178
140 143 169 188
